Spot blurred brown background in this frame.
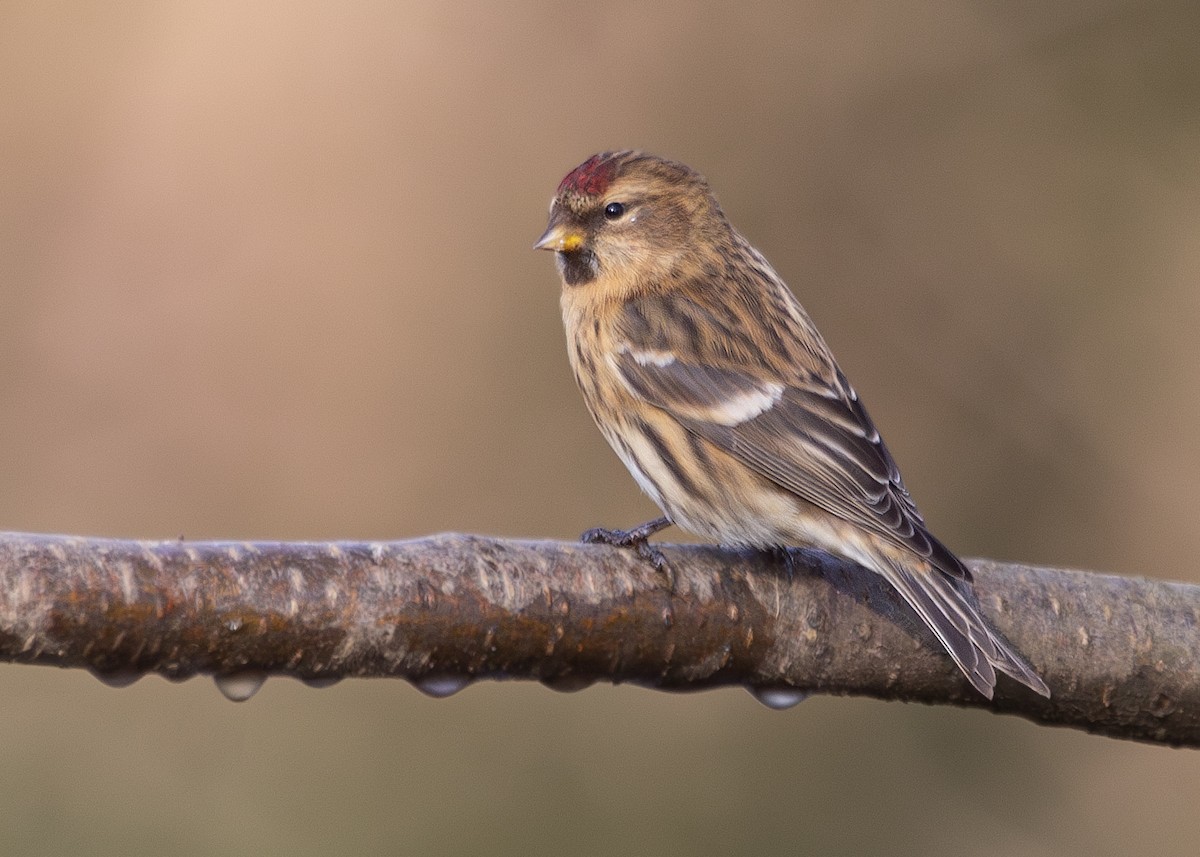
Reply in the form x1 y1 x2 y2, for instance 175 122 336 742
2 2 1198 855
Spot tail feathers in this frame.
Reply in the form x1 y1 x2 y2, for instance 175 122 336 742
880 557 1050 699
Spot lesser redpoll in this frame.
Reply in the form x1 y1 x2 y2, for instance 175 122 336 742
535 150 1049 700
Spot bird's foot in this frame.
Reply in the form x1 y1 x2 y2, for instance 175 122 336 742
581 516 674 589
763 545 795 578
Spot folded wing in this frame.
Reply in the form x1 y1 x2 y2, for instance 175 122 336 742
613 345 970 581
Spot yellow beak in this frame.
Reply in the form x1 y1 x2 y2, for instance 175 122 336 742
533 223 585 253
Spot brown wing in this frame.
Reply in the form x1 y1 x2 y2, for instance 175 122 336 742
613 348 970 580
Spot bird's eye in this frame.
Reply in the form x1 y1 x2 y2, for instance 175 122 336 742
604 202 626 220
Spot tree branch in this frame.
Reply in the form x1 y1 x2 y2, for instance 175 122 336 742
0 531 1194 745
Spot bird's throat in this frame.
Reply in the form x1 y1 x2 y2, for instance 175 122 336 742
557 250 598 287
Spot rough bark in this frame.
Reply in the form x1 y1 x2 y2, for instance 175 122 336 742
0 531 1195 746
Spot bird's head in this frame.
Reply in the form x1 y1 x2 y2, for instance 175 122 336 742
534 151 725 292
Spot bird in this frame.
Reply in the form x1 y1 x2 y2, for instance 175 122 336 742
533 150 1049 700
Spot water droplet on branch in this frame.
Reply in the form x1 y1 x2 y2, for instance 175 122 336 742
747 685 809 710
90 668 143 688
413 674 471 698
214 671 267 702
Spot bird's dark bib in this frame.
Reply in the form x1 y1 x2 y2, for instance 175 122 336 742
558 250 598 286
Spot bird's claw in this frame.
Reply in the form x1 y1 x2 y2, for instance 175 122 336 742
581 525 675 590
